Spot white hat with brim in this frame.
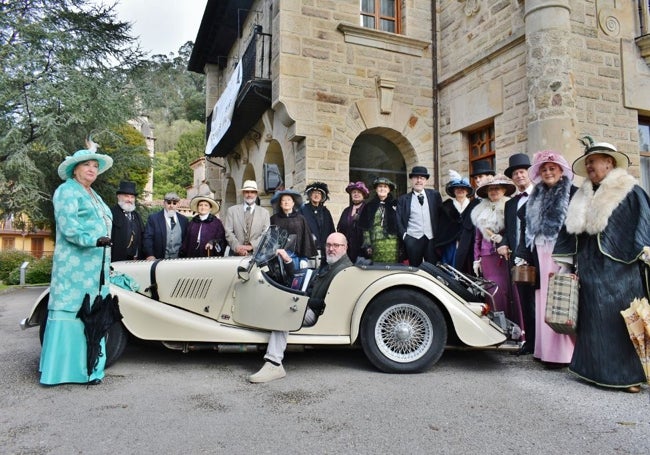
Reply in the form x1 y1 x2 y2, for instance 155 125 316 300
528 150 574 184
190 196 220 214
475 174 516 198
241 180 259 192
57 149 113 180
571 142 630 178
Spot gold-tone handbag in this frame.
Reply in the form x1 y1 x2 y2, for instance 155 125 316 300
545 272 579 335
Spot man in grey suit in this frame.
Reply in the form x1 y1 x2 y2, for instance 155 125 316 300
225 180 271 256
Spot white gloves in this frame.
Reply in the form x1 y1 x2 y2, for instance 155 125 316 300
641 246 650 265
473 259 482 276
490 233 503 244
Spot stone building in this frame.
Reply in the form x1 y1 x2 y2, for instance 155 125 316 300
189 0 650 221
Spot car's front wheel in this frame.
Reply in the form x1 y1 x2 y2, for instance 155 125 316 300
38 303 128 368
360 289 447 373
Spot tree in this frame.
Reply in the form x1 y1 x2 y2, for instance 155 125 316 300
152 122 205 199
0 0 143 227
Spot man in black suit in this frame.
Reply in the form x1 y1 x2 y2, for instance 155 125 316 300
143 192 188 260
497 153 535 354
110 181 144 261
397 166 443 266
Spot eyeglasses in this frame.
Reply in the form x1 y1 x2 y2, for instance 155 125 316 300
165 200 179 205
326 243 346 249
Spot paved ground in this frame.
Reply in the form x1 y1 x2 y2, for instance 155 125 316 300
1 286 649 454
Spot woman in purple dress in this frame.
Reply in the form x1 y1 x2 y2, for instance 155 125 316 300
180 196 226 257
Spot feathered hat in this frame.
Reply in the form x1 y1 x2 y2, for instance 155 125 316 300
445 170 474 198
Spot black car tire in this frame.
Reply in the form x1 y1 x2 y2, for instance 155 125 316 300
38 300 128 368
360 289 447 373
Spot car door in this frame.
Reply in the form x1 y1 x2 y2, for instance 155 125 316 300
231 267 309 331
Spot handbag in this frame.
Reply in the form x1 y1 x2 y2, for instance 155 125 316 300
545 272 579 335
511 265 536 286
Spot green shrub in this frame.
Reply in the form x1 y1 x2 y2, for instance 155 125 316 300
6 255 52 285
0 250 33 282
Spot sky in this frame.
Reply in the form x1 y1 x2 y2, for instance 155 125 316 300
110 0 207 56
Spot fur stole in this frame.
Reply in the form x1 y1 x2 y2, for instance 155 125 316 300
470 197 508 238
565 168 637 235
525 175 572 248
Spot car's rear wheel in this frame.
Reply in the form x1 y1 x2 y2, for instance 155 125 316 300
360 289 447 373
38 301 128 368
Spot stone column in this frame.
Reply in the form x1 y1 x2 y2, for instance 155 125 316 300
525 0 579 161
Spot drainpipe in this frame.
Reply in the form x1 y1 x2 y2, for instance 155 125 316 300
431 1 439 189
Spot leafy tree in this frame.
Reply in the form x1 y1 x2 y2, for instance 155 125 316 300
152 122 205 199
0 0 143 227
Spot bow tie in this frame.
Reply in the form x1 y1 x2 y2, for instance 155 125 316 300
517 192 528 198
416 193 424 205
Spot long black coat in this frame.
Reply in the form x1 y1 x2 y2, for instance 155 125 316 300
300 203 335 258
336 203 366 262
110 205 144 261
436 198 479 273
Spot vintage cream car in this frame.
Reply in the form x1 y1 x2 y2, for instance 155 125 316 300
21 226 521 373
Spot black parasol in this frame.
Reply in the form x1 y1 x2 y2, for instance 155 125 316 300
76 246 123 380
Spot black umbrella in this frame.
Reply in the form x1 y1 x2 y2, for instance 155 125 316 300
76 247 123 380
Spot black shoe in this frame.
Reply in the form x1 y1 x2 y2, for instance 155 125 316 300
87 379 102 385
518 342 534 355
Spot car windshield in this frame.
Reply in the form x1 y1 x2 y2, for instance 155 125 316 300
252 225 288 268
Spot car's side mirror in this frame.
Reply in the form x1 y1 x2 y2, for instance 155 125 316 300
237 265 250 282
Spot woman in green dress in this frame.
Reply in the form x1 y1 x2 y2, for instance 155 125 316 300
359 177 400 263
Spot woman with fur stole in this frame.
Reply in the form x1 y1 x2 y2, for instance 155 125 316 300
471 174 516 320
554 141 650 392
515 151 577 367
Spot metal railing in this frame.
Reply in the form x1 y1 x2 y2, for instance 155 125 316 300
240 26 271 85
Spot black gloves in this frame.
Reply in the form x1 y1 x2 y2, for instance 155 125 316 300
96 236 112 247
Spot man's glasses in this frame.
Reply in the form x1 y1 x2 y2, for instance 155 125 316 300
165 200 179 205
326 243 346 249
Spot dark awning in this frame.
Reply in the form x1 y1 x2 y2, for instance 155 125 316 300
205 79 272 157
188 0 255 73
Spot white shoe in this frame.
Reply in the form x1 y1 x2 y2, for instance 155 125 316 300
248 361 286 383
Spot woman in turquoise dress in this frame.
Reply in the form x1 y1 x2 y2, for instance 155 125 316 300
40 146 114 385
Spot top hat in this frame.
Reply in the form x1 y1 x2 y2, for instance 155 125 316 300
116 181 137 196
408 166 430 179
571 137 630 178
504 153 531 178
470 160 495 177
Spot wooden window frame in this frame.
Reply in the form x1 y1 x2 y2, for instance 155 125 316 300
468 124 496 183
360 0 401 34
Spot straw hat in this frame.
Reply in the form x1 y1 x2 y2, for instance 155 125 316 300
190 195 220 214
475 174 516 198
571 137 630 178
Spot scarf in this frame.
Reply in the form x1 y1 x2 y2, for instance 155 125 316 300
470 197 508 238
564 167 637 235
524 175 572 249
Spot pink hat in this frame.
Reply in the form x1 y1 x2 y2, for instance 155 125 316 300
528 150 573 184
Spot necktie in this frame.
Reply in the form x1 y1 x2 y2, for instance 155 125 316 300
417 193 424 205
126 212 132 221
170 217 176 230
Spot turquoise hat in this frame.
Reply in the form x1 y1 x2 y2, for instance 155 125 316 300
57 149 113 180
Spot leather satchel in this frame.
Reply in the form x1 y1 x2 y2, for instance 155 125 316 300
545 272 579 335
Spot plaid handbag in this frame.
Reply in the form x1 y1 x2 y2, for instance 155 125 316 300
545 273 579 335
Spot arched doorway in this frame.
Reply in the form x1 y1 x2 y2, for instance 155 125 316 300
350 133 407 197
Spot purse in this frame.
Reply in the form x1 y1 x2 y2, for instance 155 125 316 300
511 265 536 286
545 272 579 335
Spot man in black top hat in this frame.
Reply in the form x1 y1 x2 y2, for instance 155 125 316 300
497 153 535 354
397 166 443 266
110 181 144 261
470 160 496 194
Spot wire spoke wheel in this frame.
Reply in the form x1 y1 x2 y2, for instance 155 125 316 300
375 303 433 362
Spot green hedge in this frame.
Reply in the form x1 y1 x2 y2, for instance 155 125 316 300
0 250 52 285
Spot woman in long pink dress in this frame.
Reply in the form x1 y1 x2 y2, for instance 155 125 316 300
515 151 577 367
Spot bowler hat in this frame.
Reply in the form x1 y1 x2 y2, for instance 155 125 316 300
408 166 430 179
116 181 137 196
470 160 495 177
504 153 531 178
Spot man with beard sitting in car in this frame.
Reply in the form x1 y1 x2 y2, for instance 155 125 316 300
249 232 353 383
